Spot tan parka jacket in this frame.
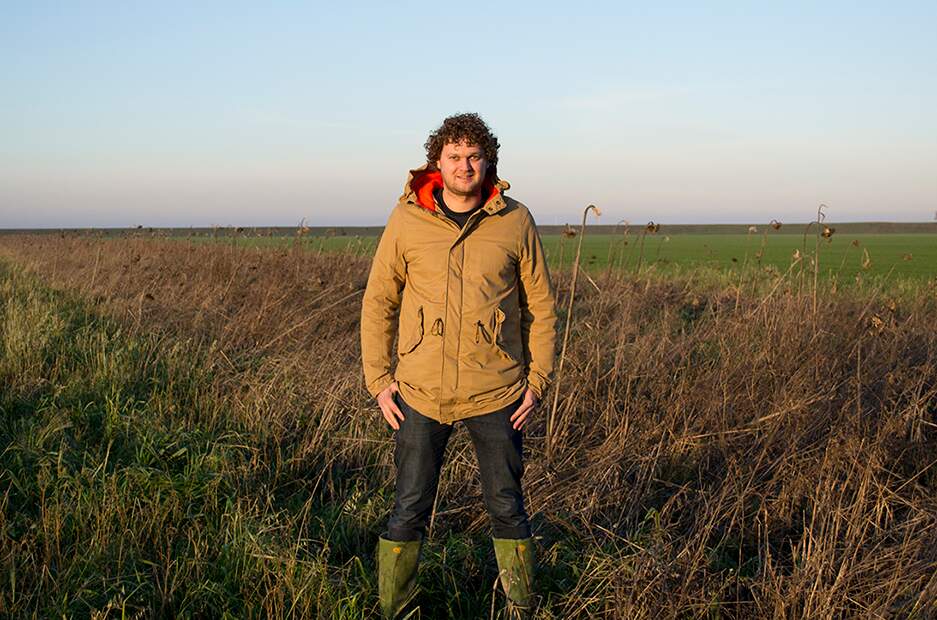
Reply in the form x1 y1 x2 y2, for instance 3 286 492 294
360 164 557 423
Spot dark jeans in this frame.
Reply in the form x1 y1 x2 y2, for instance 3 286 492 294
386 391 530 542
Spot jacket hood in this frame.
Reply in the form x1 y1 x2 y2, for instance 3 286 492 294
400 163 511 213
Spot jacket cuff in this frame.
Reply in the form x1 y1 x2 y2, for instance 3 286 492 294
366 373 395 399
526 373 549 400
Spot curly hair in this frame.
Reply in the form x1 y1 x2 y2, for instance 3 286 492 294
424 112 499 172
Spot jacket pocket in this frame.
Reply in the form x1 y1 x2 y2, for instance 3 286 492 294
398 305 424 356
492 307 518 363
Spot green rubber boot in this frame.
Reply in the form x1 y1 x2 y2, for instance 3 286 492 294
493 537 536 619
377 536 421 619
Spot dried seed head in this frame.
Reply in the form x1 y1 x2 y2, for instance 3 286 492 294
645 221 660 233
770 219 782 230
902 253 913 261
748 225 758 234
862 249 872 270
821 225 835 239
851 239 860 247
792 249 802 261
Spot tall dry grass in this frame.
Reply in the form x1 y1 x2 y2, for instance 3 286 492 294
1 234 935 618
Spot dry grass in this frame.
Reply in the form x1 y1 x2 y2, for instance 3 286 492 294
1 234 936 618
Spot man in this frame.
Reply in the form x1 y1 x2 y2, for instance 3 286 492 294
360 113 557 618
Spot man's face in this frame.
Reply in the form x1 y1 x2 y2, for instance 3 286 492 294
436 140 487 197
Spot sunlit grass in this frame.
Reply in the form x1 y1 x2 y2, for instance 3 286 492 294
1 235 935 618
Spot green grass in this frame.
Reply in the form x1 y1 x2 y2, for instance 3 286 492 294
186 231 937 284
0 263 379 617
543 232 937 281
0 261 588 618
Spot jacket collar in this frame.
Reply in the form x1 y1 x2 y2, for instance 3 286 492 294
399 163 510 216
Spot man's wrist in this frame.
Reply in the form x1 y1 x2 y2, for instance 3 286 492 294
367 374 395 399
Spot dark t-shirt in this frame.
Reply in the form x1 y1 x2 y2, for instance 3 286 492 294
434 187 483 229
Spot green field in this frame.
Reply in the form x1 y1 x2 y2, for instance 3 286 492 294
541 233 937 281
201 232 937 283
15 223 935 283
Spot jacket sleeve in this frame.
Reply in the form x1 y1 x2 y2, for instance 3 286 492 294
517 210 558 399
360 207 407 398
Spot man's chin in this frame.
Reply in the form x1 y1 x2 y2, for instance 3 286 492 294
443 181 482 197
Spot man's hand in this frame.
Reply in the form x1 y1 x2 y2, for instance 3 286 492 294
509 387 539 431
377 381 405 430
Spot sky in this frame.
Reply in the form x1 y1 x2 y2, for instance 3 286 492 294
2 1 936 228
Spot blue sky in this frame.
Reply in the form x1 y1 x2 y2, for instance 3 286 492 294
2 1 935 228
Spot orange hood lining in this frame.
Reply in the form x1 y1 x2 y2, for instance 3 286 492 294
410 170 500 212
